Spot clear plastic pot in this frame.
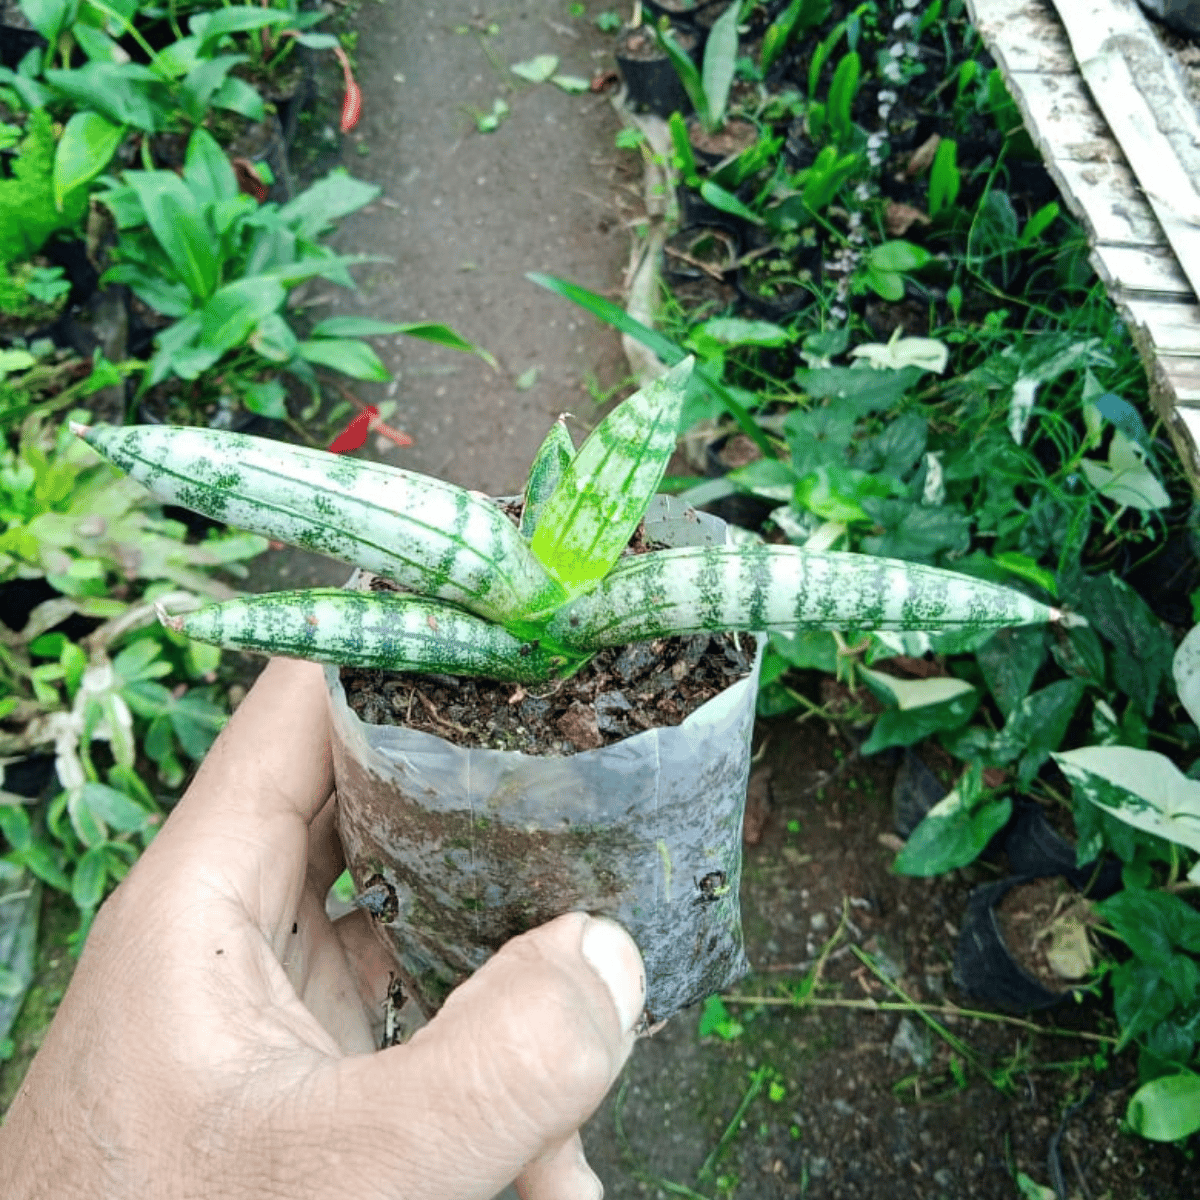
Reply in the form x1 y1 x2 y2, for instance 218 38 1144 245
329 497 763 1025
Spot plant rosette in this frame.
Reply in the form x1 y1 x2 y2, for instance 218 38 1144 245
72 358 1068 1026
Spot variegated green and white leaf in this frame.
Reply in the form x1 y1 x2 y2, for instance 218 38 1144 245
160 590 587 683
1173 624 1200 730
520 416 574 539
530 357 692 598
1053 746 1200 868
73 424 565 626
546 544 1063 649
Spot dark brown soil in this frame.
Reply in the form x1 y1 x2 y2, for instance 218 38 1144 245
342 629 755 753
994 876 1074 995
690 118 758 160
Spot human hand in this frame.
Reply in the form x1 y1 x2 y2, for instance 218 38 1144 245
0 657 644 1200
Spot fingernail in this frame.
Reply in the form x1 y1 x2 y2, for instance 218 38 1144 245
581 916 645 1034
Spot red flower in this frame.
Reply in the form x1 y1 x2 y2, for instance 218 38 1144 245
333 45 362 132
329 405 377 453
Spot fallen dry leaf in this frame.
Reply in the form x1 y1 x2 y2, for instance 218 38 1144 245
885 201 932 237
906 132 941 176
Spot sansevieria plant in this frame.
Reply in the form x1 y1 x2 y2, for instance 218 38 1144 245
72 359 1069 678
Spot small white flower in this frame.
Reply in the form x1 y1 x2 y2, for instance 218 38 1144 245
892 12 914 29
877 90 898 104
889 42 906 57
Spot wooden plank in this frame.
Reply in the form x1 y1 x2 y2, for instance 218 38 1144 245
1160 356 1200 403
1123 299 1200 356
1048 0 1200 299
1091 245 1193 298
1009 70 1115 158
1043 157 1163 247
966 0 1077 73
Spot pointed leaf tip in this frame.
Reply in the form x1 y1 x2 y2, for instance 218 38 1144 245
69 420 91 437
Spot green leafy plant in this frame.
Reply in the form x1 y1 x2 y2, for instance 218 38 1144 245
927 137 960 217
760 0 831 75
95 126 486 416
72 358 1066 684
0 412 266 940
657 1 741 135
0 111 87 268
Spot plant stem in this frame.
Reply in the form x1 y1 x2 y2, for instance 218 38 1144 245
722 990 1118 1046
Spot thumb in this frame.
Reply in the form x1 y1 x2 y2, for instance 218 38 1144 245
328 912 644 1200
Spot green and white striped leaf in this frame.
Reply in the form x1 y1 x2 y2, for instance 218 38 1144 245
530 357 692 599
160 590 586 683
546 544 1062 649
73 424 565 626
1053 746 1200 868
520 416 574 539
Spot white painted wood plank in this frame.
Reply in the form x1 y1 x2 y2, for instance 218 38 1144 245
1009 70 1114 158
1160 356 1200 403
965 0 1076 73
1124 299 1200 355
1091 245 1193 297
1048 0 1200 300
1046 158 1163 247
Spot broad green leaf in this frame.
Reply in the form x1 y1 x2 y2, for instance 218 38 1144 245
183 126 239 209
1067 572 1173 716
859 500 972 563
101 263 193 318
530 358 692 599
72 22 122 62
279 169 380 239
858 669 975 711
78 781 153 834
976 625 1047 716
241 379 288 418
54 112 123 210
893 765 1010 875
45 62 164 131
1174 624 1200 730
71 845 109 910
296 338 391 381
198 277 287 357
793 365 924 416
1127 1073 1200 1142
511 54 558 83
1054 746 1200 859
701 2 739 130
125 171 219 299
192 6 292 47
179 54 246 124
250 313 298 363
796 464 893 524
993 550 1057 598
693 318 792 349
699 180 764 225
292 32 339 49
867 240 931 273
993 678 1084 784
1080 430 1170 512
859 689 979 755
211 73 265 120
21 0 78 43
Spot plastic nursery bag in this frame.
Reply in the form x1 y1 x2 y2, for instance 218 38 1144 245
329 497 764 1025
